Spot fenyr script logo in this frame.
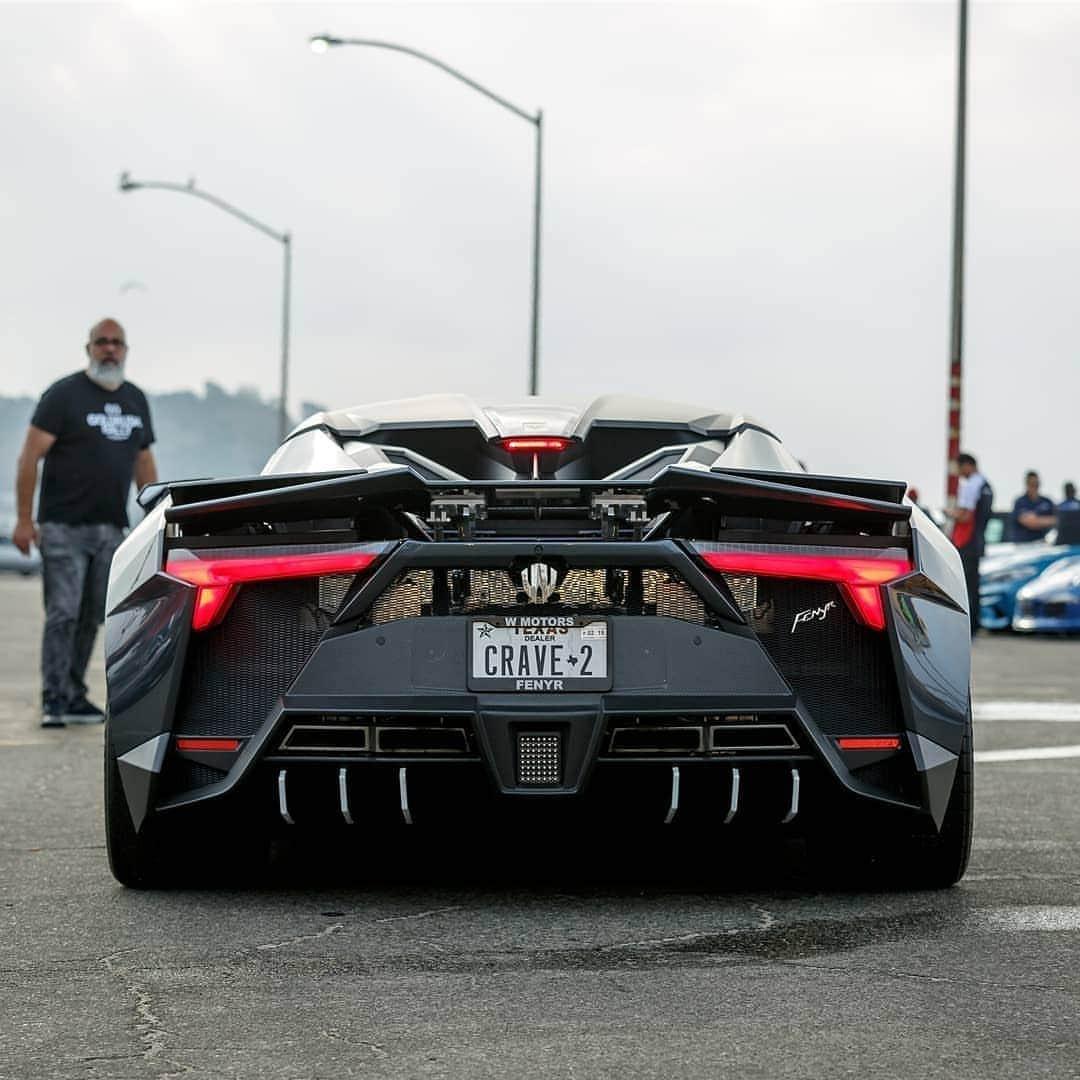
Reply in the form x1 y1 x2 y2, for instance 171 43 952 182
791 600 837 633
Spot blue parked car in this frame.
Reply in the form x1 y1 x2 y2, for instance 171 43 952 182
1013 555 1080 633
978 545 1080 630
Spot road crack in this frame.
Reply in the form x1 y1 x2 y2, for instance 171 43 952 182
256 921 345 951
101 949 191 1079
253 904 463 953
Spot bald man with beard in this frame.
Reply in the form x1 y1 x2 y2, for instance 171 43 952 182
14 318 158 728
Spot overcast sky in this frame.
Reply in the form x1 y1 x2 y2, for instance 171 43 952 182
3 1 1078 506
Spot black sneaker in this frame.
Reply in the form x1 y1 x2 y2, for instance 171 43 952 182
41 713 66 728
64 700 106 724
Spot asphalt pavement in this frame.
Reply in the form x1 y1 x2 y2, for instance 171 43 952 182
1 573 1078 1080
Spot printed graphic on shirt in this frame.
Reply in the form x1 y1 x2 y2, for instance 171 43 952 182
86 402 145 442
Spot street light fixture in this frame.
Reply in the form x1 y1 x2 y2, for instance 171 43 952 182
118 172 293 442
310 33 543 396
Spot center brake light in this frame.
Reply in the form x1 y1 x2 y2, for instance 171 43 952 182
695 547 912 630
165 546 385 631
498 437 571 453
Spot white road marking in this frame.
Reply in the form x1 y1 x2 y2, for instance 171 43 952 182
974 701 1080 722
975 745 1080 763
968 907 1080 932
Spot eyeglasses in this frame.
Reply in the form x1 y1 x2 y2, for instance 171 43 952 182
91 337 127 347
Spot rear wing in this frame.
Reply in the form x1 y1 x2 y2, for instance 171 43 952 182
152 463 910 540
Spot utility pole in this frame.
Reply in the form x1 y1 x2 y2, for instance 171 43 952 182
945 0 969 509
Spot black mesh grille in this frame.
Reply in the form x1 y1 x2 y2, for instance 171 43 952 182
173 580 328 738
849 754 919 801
159 758 228 798
752 580 904 738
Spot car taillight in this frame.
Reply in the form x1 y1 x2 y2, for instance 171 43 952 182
837 736 902 751
498 437 571 453
166 547 384 631
695 547 912 630
175 737 242 752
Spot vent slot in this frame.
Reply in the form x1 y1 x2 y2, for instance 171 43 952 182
281 724 370 753
708 723 798 751
374 726 470 754
609 725 704 754
603 714 802 756
275 714 475 756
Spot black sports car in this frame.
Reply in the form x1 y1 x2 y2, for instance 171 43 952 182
104 395 973 887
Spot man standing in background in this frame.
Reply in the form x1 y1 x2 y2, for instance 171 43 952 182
1010 471 1056 542
947 452 993 636
13 319 157 728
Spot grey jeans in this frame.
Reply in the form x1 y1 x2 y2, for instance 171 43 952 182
38 522 125 713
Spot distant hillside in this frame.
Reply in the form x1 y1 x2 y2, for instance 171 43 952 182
0 383 325 531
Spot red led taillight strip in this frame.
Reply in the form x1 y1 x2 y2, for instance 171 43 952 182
837 737 902 751
499 437 571 453
696 549 912 630
166 548 382 631
176 737 242 752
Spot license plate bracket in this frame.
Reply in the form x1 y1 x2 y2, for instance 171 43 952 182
468 615 612 692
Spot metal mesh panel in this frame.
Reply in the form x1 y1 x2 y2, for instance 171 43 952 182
318 573 355 614
721 574 758 613
460 569 520 610
370 570 433 623
369 567 707 624
174 580 327 738
753 580 904 738
556 570 618 607
646 569 706 622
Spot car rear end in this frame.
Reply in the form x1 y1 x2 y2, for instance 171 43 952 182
105 466 972 887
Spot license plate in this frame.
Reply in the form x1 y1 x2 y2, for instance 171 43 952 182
468 616 611 692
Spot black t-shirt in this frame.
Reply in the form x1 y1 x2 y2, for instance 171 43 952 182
32 372 155 527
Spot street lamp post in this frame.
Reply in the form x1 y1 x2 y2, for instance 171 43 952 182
945 0 969 511
118 173 293 442
310 34 543 396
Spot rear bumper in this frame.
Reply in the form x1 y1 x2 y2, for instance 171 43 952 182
107 541 971 836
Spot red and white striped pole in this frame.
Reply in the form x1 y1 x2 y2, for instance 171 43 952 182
946 0 969 511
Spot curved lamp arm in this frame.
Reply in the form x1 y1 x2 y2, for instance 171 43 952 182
310 35 539 126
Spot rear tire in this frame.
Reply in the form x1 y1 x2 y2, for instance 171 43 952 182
899 718 974 887
106 739 271 888
870 718 974 889
815 717 973 890
104 739 160 888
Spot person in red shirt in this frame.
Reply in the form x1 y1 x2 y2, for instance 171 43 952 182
946 452 993 635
